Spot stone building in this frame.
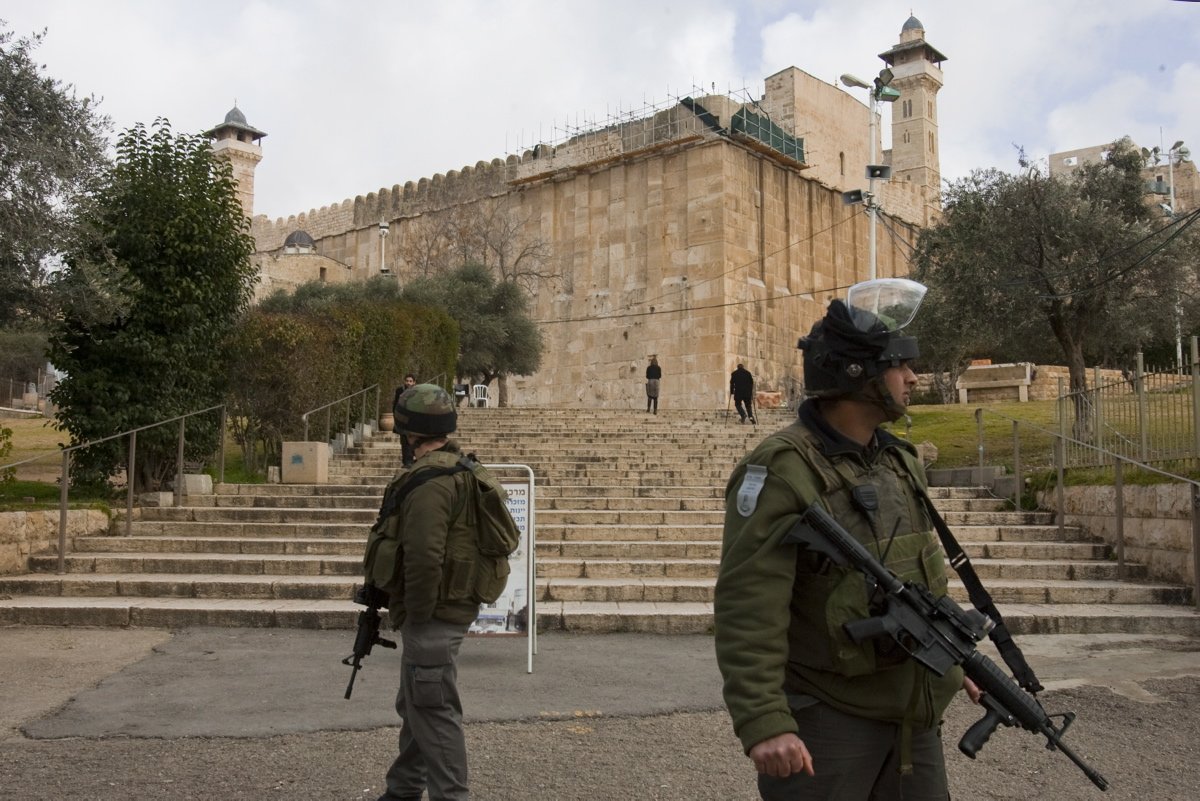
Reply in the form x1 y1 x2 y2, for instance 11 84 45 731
1049 140 1197 217
210 15 946 409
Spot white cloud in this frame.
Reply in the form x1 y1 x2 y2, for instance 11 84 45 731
3 0 1198 217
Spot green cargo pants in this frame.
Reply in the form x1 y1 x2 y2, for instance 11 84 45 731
379 618 472 801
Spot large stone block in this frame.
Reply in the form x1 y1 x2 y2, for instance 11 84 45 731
182 473 213 496
281 441 331 484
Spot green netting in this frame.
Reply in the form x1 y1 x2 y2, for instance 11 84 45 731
731 108 805 163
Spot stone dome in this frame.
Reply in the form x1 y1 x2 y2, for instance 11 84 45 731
224 106 248 126
902 15 924 32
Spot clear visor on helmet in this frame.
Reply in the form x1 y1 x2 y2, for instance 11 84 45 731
846 278 927 333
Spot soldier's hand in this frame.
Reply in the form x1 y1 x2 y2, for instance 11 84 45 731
748 732 814 778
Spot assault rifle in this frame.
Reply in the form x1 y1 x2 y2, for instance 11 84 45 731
784 504 1109 792
342 584 396 699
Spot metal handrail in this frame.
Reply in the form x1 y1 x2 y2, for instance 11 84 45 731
300 384 380 443
975 406 1200 610
0 404 227 574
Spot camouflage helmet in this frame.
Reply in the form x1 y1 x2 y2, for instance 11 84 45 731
394 384 457 437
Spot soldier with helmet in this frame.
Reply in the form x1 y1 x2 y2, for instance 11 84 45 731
375 383 477 801
714 279 979 800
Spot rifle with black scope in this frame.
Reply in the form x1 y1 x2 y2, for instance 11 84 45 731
783 503 1109 792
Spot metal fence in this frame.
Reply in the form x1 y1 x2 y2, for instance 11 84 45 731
1056 339 1200 469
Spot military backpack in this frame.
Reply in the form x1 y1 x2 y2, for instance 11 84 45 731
362 452 521 606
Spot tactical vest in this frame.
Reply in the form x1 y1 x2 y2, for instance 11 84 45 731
364 450 510 626
774 422 948 678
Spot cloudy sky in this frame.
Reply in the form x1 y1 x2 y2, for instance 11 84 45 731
3 0 1197 222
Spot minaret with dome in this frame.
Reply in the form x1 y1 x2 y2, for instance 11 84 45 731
879 14 947 211
203 105 266 217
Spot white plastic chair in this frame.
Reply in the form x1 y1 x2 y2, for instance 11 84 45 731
472 384 489 408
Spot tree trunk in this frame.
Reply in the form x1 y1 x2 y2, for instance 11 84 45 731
1064 338 1092 442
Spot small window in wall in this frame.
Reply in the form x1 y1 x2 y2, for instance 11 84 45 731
319 267 327 282
839 152 845 176
903 131 910 144
928 100 933 118
929 132 935 153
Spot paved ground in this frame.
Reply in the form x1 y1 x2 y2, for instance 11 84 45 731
3 626 1200 799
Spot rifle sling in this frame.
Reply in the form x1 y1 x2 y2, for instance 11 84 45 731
917 490 1045 695
371 461 472 539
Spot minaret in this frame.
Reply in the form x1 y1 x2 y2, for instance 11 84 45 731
879 15 946 211
203 105 266 217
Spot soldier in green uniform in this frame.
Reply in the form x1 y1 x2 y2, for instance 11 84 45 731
376 384 478 801
715 279 980 800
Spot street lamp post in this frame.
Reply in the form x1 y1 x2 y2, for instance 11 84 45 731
840 71 899 281
1166 139 1190 369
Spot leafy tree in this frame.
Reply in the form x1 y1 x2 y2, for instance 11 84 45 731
0 24 110 324
400 262 542 405
912 138 1200 433
47 120 258 491
227 281 457 471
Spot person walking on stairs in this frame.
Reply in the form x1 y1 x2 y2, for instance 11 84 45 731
730 363 756 424
645 356 662 414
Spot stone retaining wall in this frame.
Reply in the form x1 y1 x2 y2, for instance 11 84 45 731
1040 485 1196 585
0 510 111 575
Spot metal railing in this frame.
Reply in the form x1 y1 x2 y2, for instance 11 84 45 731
0 404 227 573
973 406 1200 611
300 385 380 449
1055 339 1200 469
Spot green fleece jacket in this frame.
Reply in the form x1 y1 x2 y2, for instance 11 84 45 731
386 441 482 628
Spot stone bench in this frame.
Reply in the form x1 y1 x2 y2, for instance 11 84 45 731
956 362 1034 403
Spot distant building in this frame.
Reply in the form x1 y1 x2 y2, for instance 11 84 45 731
208 16 948 408
1049 139 1197 217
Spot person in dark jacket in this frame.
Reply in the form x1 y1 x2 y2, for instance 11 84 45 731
730 363 756 424
645 356 662 414
377 384 476 801
392 374 417 467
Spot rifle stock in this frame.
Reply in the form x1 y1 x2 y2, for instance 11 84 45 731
784 504 1108 791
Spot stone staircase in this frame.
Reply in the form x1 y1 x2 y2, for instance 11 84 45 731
1 407 1196 634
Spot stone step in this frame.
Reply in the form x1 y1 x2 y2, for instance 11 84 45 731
534 602 1200 636
124 521 366 538
535 556 1142 582
137 507 376 524
2 574 1186 621
72 536 365 556
0 573 359 601
192 494 383 509
536 510 724 526
540 496 727 511
539 577 1193 606
214 483 385 497
29 552 363 576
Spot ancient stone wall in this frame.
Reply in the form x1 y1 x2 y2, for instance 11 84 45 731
1046 485 1197 586
0 510 110 575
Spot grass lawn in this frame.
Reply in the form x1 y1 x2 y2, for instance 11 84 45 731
0 415 263 509
0 414 70 483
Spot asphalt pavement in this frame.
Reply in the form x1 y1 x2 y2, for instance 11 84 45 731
5 626 1200 742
